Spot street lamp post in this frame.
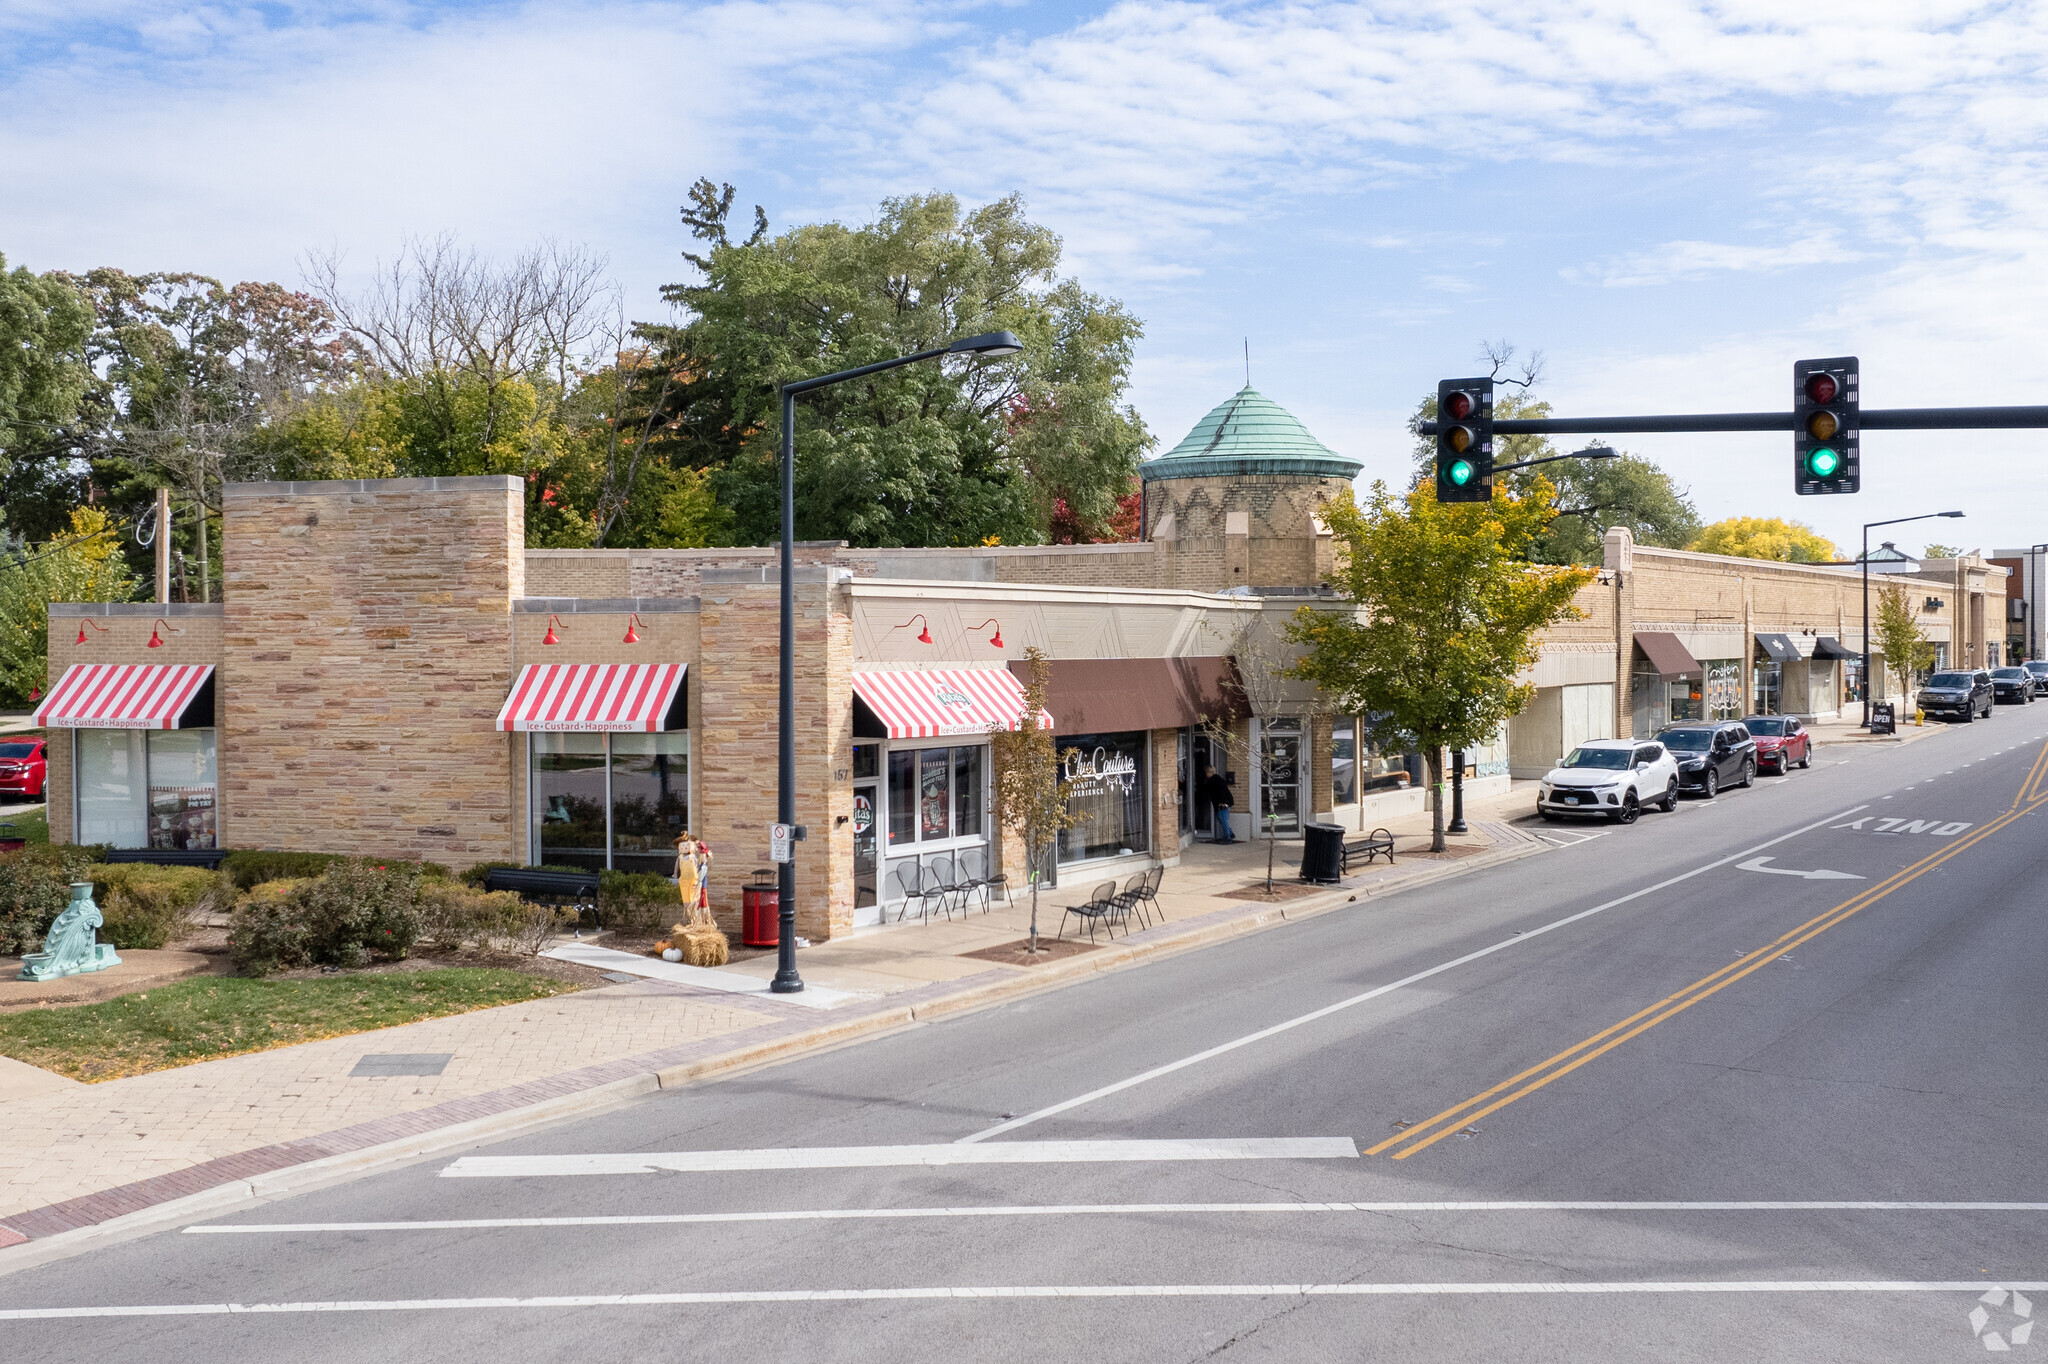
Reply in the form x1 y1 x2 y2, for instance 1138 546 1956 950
2029 542 2048 662
769 330 1023 993
1861 510 1965 728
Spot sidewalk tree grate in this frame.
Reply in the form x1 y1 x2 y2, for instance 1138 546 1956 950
349 1053 453 1077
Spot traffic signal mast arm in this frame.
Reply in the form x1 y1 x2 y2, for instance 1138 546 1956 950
1417 405 2048 436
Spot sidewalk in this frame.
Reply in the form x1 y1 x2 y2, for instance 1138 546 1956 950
0 796 1544 1269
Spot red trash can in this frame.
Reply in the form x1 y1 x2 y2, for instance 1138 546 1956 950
742 869 780 947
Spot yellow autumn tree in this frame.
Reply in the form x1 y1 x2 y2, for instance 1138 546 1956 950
0 507 139 704
1690 516 1839 564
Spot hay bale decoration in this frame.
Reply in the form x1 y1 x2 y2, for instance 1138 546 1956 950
671 833 729 966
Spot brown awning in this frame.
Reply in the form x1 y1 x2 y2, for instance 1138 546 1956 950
1634 632 1702 682
1007 657 1249 734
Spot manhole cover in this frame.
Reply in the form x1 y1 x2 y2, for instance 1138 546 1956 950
350 1053 453 1077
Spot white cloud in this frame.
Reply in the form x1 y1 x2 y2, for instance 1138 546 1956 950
1565 232 1858 287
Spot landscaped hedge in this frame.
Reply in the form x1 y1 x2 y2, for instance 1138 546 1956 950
0 845 96 955
599 869 682 937
224 850 450 890
83 863 236 950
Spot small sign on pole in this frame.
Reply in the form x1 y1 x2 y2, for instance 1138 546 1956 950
770 824 793 863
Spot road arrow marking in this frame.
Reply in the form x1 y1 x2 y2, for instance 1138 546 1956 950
1737 856 1864 880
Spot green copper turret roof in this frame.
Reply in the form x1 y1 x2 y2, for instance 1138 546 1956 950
1139 385 1363 483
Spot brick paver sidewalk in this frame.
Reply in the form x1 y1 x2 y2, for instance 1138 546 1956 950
0 812 1539 1262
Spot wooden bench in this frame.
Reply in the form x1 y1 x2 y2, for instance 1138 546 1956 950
102 848 230 870
1342 829 1395 872
482 867 603 928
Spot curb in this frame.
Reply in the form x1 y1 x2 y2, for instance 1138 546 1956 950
0 835 1543 1275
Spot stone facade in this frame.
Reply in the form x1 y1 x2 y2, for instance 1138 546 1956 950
215 476 524 862
1141 473 1346 591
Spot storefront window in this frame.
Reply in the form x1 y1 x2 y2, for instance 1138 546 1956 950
1331 719 1358 806
532 733 608 872
75 729 219 850
1259 719 1302 836
920 749 950 840
147 729 218 850
610 733 689 876
1704 659 1742 720
1057 732 1147 864
953 746 983 838
884 745 985 849
1754 663 1782 716
887 750 917 847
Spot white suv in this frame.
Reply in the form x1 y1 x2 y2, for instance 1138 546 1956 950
1537 738 1680 825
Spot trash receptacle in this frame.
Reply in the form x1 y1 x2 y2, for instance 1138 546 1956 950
1300 822 1345 884
742 869 780 947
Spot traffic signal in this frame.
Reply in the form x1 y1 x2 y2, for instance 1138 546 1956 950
1793 356 1859 494
1436 377 1494 503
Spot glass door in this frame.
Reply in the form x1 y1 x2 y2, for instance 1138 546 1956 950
1259 719 1302 837
852 782 878 910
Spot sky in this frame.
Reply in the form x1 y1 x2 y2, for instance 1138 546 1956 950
5 0 2048 556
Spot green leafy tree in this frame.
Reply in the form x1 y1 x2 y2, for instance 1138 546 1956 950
0 506 138 704
1287 480 1595 851
987 647 1083 953
1919 543 1961 561
0 254 95 510
1409 346 1698 565
644 183 1150 547
1872 582 1930 696
1690 516 1839 564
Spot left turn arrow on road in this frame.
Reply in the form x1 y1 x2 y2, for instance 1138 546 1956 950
1736 856 1864 881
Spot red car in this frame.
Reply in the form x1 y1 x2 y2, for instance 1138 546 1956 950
0 738 48 801
1741 716 1812 773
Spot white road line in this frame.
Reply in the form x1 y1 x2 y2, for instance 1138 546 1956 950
8 1281 2044 1317
959 804 1869 1143
185 1201 2048 1234
438 1138 1359 1179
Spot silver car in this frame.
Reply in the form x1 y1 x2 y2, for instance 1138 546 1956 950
1538 738 1681 824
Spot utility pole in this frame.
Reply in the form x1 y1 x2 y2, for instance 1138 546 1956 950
154 488 170 605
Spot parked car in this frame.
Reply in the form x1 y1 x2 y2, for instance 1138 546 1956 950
1657 722 1758 798
2020 659 2048 697
1918 669 1994 721
1742 715 1813 772
0 738 47 801
1991 667 2035 705
1537 738 1680 824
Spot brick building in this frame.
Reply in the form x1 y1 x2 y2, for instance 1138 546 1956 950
36 387 2006 941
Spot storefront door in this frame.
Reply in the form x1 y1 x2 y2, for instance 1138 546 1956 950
1189 732 1219 837
852 782 878 910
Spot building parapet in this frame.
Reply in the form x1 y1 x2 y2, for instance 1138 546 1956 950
50 602 225 618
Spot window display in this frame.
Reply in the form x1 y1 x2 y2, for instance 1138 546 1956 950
75 728 219 850
1330 719 1358 806
609 733 689 875
1057 732 1146 863
531 731 689 873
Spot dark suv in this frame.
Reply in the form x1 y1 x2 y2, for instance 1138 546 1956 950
2024 660 2048 697
1918 669 1993 721
1657 722 1758 798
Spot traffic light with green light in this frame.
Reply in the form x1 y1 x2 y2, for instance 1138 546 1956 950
1436 377 1494 503
1794 357 1859 494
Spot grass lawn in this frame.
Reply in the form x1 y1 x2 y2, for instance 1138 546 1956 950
1 804 49 843
0 969 579 1081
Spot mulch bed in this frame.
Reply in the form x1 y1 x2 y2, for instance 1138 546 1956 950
1226 879 1328 902
959 937 1101 967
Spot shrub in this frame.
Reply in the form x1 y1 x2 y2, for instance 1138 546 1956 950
294 860 423 967
227 880 312 976
0 845 93 955
599 869 680 938
417 881 529 953
224 850 345 890
85 863 235 950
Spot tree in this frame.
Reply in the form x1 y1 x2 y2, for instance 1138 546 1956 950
1690 516 1839 564
987 647 1083 954
0 507 138 705
644 184 1150 548
1408 344 1698 565
1920 543 1961 561
0 254 94 511
1288 479 1596 851
1872 582 1930 695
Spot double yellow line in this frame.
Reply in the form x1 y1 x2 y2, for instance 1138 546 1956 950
1371 739 2048 1161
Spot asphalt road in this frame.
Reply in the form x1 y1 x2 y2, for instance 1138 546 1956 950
7 712 2048 1362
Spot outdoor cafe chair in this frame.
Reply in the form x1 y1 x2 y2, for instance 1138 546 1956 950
954 847 995 915
1135 864 1165 924
1058 882 1122 943
1111 873 1149 932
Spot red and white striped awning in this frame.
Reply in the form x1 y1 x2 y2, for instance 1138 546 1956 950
852 668 1052 740
497 663 686 732
34 664 215 729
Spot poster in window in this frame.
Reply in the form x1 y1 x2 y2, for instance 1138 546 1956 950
920 748 950 840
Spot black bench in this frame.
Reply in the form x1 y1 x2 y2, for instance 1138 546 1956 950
482 867 602 927
1342 829 1395 872
102 848 230 870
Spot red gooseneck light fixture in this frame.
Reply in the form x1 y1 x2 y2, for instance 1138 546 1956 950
899 613 934 645
969 618 1005 649
543 614 565 646
147 617 170 649
75 618 109 646
622 613 644 645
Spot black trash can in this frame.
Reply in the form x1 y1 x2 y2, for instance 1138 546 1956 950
1300 822 1345 884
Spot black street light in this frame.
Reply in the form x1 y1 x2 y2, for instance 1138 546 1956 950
769 330 1024 993
1861 510 1964 728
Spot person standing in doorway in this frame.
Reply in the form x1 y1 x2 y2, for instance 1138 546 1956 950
1200 763 1236 844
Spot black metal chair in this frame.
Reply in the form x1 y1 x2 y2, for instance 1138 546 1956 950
954 847 994 916
1125 865 1165 929
1110 873 1149 933
1058 882 1122 943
